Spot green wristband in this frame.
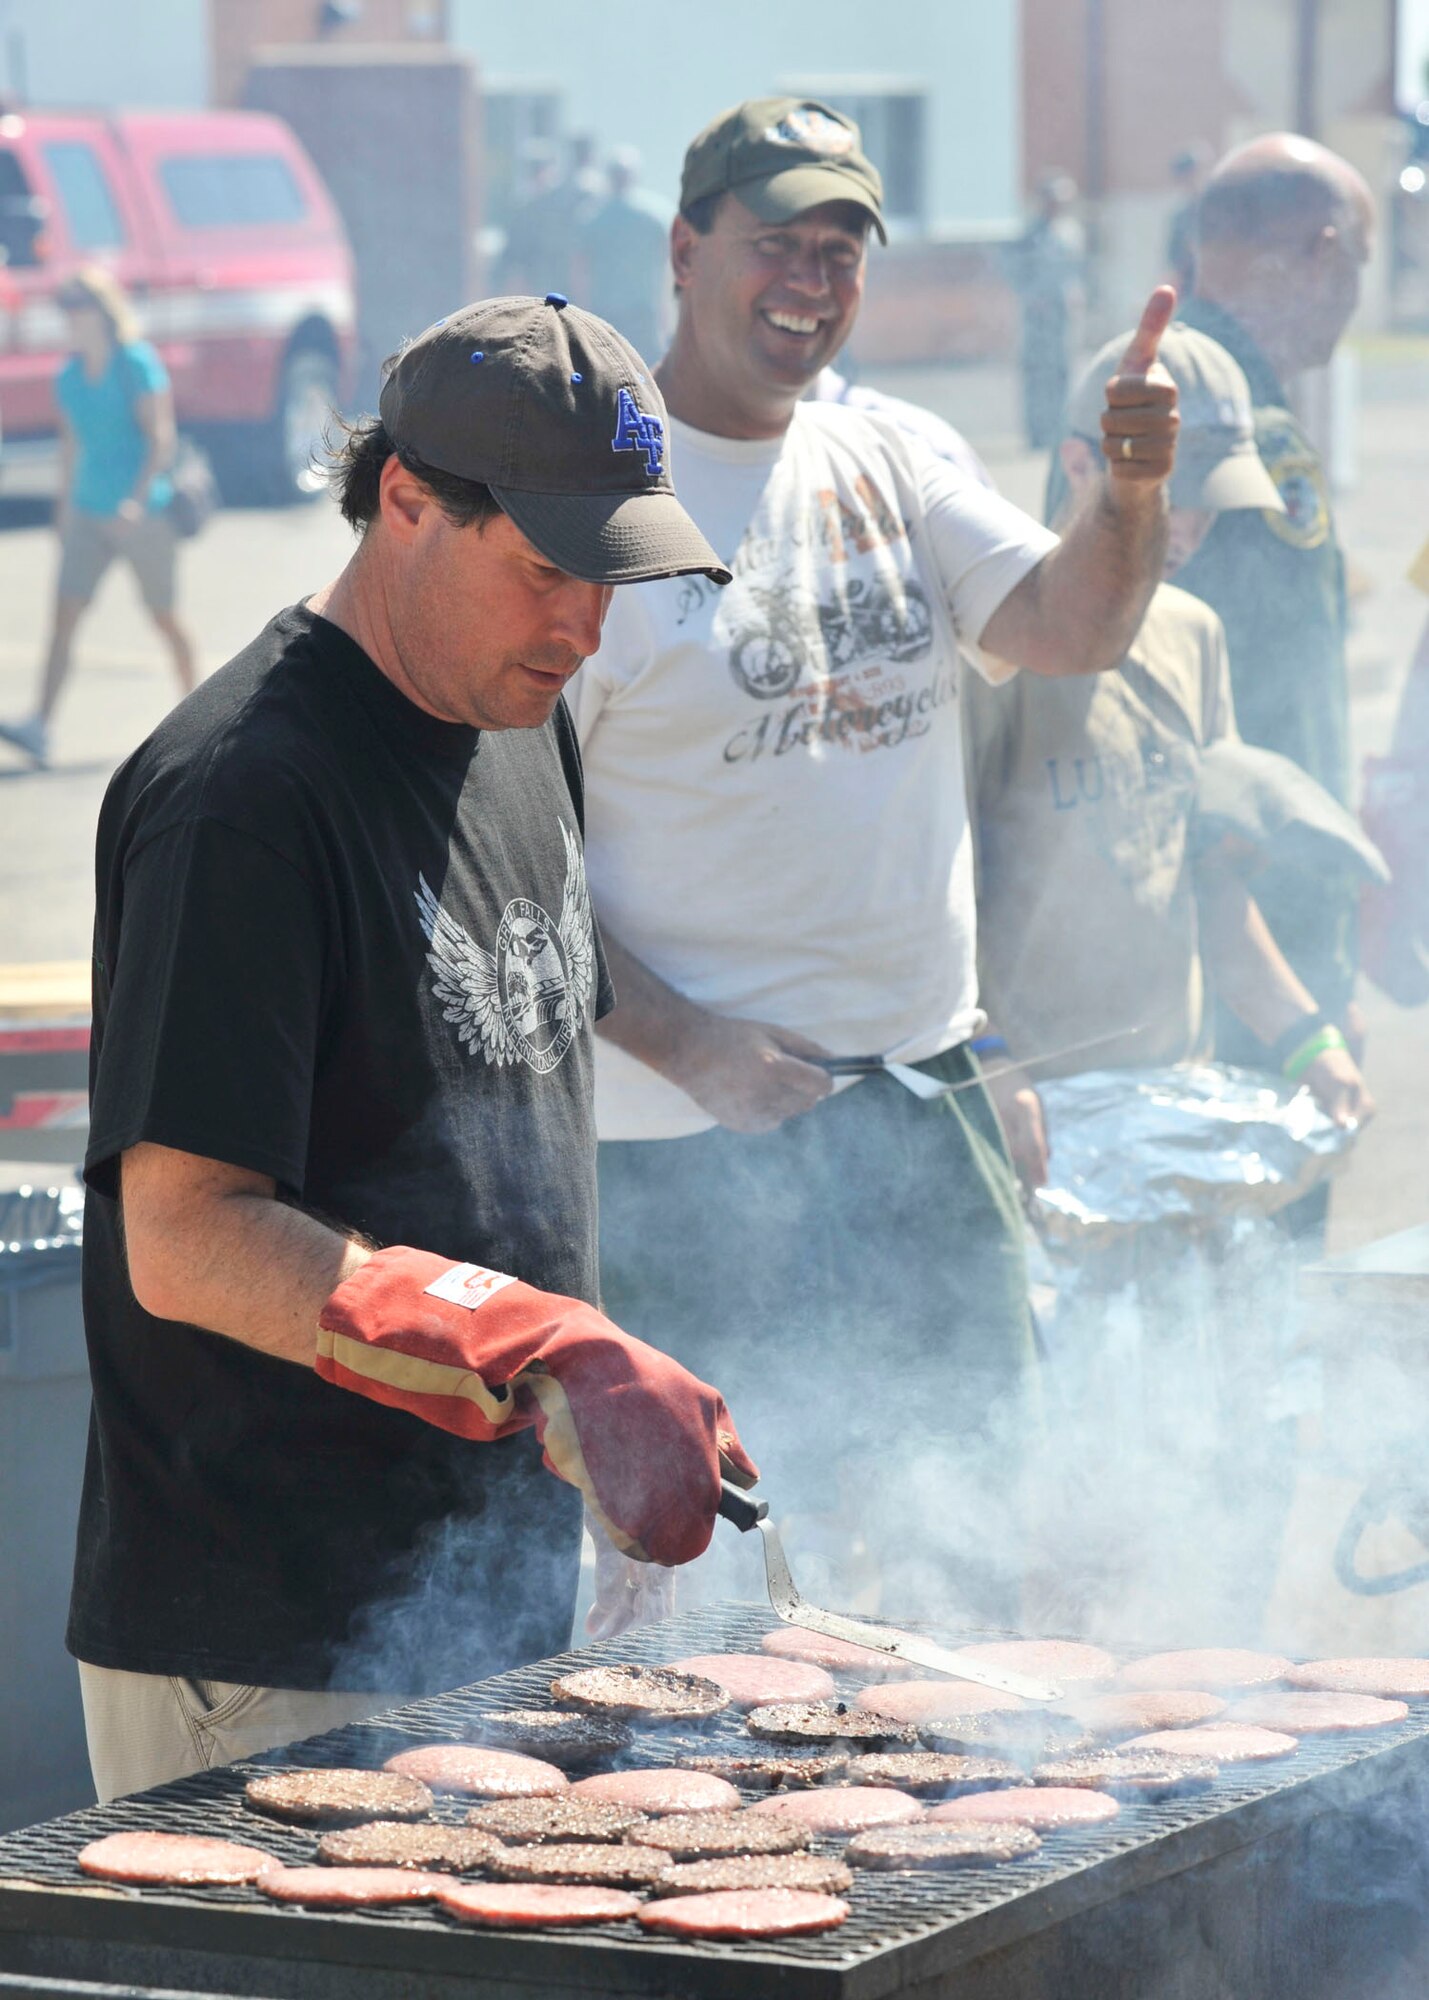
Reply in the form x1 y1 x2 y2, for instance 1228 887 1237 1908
1282 1023 1348 1081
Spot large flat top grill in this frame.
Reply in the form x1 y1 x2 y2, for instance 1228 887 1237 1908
4 1603 1429 2000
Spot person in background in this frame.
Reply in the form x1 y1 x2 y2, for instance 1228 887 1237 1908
494 137 597 299
568 95 1180 1629
967 323 1373 1194
1165 140 1215 298
971 328 1372 1644
576 146 672 363
810 363 994 488
1360 535 1429 1005
1010 171 1086 451
0 267 195 770
1171 137 1375 1248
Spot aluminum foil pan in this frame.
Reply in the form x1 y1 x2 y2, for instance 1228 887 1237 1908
1031 1063 1355 1248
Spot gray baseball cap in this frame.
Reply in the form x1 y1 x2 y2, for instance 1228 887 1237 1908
379 293 730 585
1065 322 1284 512
680 97 886 243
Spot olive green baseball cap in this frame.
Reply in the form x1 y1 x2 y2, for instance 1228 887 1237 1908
1065 321 1283 512
680 96 886 243
378 293 730 585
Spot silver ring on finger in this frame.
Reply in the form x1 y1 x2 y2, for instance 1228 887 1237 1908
1120 436 1134 461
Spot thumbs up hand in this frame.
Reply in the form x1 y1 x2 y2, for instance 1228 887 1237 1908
1102 285 1180 489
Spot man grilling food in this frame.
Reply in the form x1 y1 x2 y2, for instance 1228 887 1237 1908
67 295 755 1804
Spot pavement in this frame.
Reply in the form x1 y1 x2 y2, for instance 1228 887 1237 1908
0 356 1425 1255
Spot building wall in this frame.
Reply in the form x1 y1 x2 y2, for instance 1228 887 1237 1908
448 0 1022 230
210 0 449 108
1024 0 1399 334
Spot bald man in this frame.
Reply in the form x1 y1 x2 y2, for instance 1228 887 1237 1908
1171 136 1374 1236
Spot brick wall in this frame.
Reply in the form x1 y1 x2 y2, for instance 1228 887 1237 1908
1022 0 1229 200
245 47 479 397
211 0 449 108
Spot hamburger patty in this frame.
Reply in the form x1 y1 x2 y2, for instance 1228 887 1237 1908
648 1853 854 1898
244 1768 434 1826
854 1681 1025 1726
316 1822 503 1872
1032 1751 1220 1798
627 1810 810 1860
78 1831 279 1887
383 1745 567 1799
917 1709 1092 1762
948 1640 1118 1687
485 1841 668 1888
668 1653 836 1710
259 1865 446 1906
676 1751 850 1789
550 1665 728 1721
745 1700 916 1746
847 1820 1041 1869
746 1785 923 1836
931 1785 1121 1830
1125 1724 1298 1762
1117 1649 1292 1693
1228 1691 1408 1734
1284 1656 1429 1698
470 1709 633 1767
637 1886 849 1938
464 1797 647 1844
440 1881 641 1927
845 1751 1024 1796
760 1628 912 1679
1071 1690 1228 1739
568 1768 741 1815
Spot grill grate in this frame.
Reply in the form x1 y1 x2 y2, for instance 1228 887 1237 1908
4 1602 1429 1997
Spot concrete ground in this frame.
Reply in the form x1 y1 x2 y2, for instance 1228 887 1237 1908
2 353 1424 1249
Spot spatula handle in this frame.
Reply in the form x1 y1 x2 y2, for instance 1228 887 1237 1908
718 1480 769 1532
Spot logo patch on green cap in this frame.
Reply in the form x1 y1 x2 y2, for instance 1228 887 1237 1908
767 106 856 157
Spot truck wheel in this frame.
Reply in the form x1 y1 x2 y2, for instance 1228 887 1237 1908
271 346 338 502
212 345 338 506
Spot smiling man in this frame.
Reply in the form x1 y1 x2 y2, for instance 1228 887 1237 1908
566 99 1182 1626
67 295 759 1805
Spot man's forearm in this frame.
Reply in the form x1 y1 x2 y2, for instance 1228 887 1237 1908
594 929 703 1080
982 480 1168 680
121 1143 371 1366
1196 859 1317 1046
593 927 834 1133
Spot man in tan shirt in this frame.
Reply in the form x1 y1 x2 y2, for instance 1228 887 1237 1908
966 324 1372 1189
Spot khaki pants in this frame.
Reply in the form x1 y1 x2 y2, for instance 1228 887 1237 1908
77 1661 406 1805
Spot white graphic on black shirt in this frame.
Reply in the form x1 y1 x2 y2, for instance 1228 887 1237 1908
415 821 594 1075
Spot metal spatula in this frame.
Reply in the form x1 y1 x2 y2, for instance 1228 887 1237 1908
813 1026 1149 1103
717 1482 1060 1703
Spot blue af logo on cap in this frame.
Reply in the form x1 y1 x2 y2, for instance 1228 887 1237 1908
612 387 664 478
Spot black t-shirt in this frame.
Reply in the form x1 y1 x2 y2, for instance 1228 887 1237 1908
68 604 612 1693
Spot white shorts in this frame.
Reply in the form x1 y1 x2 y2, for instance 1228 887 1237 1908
76 1661 407 1804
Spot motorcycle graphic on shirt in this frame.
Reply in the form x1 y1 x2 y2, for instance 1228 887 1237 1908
414 819 595 1075
727 575 934 700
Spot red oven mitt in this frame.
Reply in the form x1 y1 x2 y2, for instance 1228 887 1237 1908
316 1245 757 1568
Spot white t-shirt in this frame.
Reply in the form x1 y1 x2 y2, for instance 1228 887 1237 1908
568 401 1058 1140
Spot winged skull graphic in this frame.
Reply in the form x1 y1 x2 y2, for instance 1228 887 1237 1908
415 821 595 1071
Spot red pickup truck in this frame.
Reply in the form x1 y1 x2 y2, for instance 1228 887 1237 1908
0 105 356 503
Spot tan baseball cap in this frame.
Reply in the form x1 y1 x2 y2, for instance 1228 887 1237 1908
1065 322 1284 512
379 293 730 585
680 96 886 243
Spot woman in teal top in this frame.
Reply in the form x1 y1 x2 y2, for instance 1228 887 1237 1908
0 265 196 769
